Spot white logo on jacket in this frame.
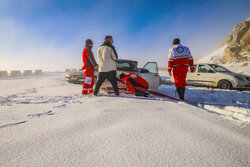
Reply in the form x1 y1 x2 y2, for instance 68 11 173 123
85 77 92 85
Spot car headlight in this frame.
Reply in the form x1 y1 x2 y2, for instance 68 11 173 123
246 77 250 81
234 76 244 81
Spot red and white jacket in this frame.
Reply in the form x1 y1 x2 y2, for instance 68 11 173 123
168 44 194 72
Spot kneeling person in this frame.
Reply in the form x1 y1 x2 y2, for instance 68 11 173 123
120 73 149 97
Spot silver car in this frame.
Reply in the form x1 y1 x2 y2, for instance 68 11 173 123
170 63 250 90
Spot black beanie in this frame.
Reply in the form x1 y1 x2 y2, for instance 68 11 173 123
105 35 112 41
119 73 125 79
173 38 180 45
85 39 93 46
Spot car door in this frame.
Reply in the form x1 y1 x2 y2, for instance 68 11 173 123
138 62 160 89
186 65 198 86
192 64 217 86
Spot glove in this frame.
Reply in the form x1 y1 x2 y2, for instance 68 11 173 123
168 69 172 76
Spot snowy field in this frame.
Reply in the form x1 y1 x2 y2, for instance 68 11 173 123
0 72 250 167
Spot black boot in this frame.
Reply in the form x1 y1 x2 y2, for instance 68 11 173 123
181 87 185 100
182 87 185 94
176 87 184 100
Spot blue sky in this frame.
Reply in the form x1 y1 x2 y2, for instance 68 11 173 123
0 0 249 71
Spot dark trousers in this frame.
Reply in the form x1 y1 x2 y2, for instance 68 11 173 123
94 70 119 95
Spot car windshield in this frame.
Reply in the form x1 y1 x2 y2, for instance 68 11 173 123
209 64 231 72
116 61 138 72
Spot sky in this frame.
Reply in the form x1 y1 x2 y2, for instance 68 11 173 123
0 0 249 71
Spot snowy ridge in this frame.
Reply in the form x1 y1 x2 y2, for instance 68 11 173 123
196 45 250 75
196 45 226 64
219 61 250 75
196 18 250 75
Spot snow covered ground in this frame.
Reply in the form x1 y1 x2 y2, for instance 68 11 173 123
159 71 250 125
0 72 250 166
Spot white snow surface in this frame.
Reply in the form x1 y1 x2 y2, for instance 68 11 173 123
0 72 250 167
159 71 250 125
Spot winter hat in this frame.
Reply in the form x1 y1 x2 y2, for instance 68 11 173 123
85 39 93 46
173 38 180 45
105 35 112 41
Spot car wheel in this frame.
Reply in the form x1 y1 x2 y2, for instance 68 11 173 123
218 80 232 89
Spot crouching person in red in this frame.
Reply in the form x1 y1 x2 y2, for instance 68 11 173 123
168 38 195 100
82 39 98 95
119 73 149 97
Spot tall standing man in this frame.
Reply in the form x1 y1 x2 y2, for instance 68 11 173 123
82 39 98 95
94 36 119 96
168 38 194 100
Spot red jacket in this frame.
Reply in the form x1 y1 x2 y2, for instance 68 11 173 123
122 73 149 93
168 44 194 73
82 48 97 70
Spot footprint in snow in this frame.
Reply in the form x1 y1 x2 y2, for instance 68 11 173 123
53 104 67 108
28 110 54 118
25 88 38 94
0 121 27 129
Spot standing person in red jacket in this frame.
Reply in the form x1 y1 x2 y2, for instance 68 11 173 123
82 39 98 95
168 38 195 100
119 73 149 97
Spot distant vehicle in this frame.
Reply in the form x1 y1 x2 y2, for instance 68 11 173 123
65 69 97 84
65 59 160 91
171 63 250 89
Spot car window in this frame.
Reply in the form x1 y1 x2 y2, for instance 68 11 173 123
116 62 137 72
143 62 158 73
198 65 213 73
209 64 230 72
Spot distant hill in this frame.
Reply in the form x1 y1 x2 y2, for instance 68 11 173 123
197 19 250 75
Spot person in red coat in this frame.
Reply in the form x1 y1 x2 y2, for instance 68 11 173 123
119 73 149 97
82 39 98 95
168 38 195 100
